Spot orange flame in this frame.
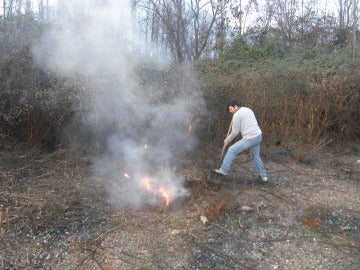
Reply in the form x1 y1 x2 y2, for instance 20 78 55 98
144 144 148 149
139 177 173 206
159 187 171 206
141 178 153 191
124 173 130 179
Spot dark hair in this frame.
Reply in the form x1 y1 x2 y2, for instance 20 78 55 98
228 99 241 108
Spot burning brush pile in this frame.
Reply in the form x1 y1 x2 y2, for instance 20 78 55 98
115 167 190 209
94 141 192 210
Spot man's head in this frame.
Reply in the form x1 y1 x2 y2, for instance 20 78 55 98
228 99 241 114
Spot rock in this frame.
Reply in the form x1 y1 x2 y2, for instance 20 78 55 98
171 229 180 235
241 205 253 211
200 215 208 224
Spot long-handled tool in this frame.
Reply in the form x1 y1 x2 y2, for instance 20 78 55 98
207 120 233 187
220 120 233 161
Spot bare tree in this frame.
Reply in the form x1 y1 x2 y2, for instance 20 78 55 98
352 0 357 58
338 0 353 28
2 0 37 18
37 0 51 21
230 0 258 36
16 0 23 14
7 0 14 17
334 0 358 48
190 0 221 60
214 0 230 56
38 0 44 19
136 0 226 62
274 0 298 44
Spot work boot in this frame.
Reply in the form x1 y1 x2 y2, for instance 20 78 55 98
260 176 268 182
214 168 227 175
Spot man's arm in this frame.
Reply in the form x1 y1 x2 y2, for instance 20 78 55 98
225 113 240 143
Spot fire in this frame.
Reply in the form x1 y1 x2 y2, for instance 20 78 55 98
124 173 131 179
158 187 171 206
188 124 192 133
144 144 148 149
141 178 153 191
139 177 172 206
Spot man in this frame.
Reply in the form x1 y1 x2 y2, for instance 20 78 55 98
214 99 268 182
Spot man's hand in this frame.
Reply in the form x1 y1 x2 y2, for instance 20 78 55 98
224 140 229 147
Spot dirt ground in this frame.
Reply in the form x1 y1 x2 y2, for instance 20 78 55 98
0 143 359 270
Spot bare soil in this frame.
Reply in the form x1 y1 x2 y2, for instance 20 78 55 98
0 143 359 270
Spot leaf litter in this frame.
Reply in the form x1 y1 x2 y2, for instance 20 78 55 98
0 145 359 269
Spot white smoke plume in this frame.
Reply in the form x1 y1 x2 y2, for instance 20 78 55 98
33 0 203 209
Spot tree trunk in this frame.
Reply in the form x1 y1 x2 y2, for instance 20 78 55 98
352 0 357 59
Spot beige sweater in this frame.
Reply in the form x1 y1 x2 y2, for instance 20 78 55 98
226 107 262 142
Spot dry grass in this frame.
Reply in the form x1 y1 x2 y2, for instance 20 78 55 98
198 68 360 148
0 143 359 269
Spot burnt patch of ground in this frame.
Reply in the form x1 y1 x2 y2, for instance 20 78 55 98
0 144 359 269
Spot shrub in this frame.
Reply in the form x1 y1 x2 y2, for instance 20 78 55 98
0 47 87 150
195 51 360 147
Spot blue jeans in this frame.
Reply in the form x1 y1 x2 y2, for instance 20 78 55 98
220 134 267 177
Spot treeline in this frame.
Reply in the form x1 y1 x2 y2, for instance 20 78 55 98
133 0 359 62
1 0 359 63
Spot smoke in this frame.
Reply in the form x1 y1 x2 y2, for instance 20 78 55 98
33 0 203 209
